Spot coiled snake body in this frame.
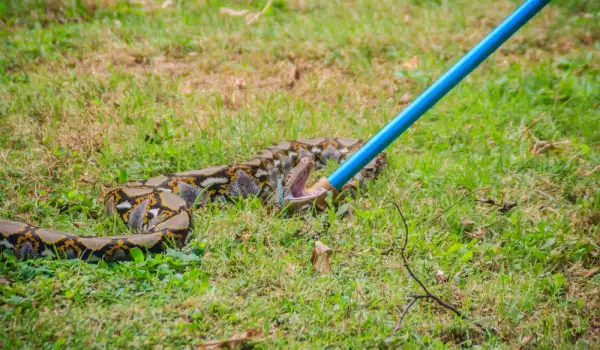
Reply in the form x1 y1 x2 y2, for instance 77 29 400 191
0 138 386 262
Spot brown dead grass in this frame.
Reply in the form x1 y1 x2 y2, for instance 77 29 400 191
14 0 596 128
5 0 596 200
9 0 122 27
44 45 414 115
54 116 116 153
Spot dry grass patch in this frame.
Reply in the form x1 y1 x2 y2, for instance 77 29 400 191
1 1 598 347
42 45 416 114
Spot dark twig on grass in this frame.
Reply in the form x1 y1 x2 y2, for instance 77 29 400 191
390 202 498 336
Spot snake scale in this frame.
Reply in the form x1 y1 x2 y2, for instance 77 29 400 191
0 137 386 262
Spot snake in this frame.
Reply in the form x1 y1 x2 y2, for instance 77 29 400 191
0 137 386 262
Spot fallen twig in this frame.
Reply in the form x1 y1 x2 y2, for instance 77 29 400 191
389 202 498 337
220 0 273 25
246 0 273 24
519 114 543 139
219 8 249 17
197 329 268 349
530 139 571 156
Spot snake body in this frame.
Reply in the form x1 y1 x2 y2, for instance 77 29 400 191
0 137 386 262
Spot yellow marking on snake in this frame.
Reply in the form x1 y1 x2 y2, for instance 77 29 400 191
0 138 386 261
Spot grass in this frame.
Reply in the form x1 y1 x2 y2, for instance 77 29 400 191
0 0 599 347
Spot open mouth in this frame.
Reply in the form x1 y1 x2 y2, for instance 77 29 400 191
286 158 327 201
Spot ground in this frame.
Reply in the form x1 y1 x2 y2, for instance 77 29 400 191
0 0 599 348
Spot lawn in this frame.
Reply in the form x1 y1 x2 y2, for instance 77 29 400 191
1 0 598 348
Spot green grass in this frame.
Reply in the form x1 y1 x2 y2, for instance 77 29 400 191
1 0 599 348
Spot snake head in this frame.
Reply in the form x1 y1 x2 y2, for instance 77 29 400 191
281 156 328 213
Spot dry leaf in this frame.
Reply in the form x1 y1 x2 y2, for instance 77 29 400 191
234 78 246 90
399 92 412 104
461 219 475 227
451 283 463 299
519 335 533 349
530 140 551 155
286 262 296 275
584 267 599 278
220 8 249 17
471 228 487 239
579 164 600 177
355 281 364 300
234 228 251 242
198 329 262 349
435 269 446 284
530 140 571 156
401 56 418 70
264 234 274 249
311 241 333 274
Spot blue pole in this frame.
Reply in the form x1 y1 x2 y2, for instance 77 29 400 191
327 0 550 190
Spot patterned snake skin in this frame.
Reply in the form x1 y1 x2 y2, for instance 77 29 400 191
0 138 386 262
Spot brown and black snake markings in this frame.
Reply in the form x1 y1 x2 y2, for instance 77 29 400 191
0 138 386 262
